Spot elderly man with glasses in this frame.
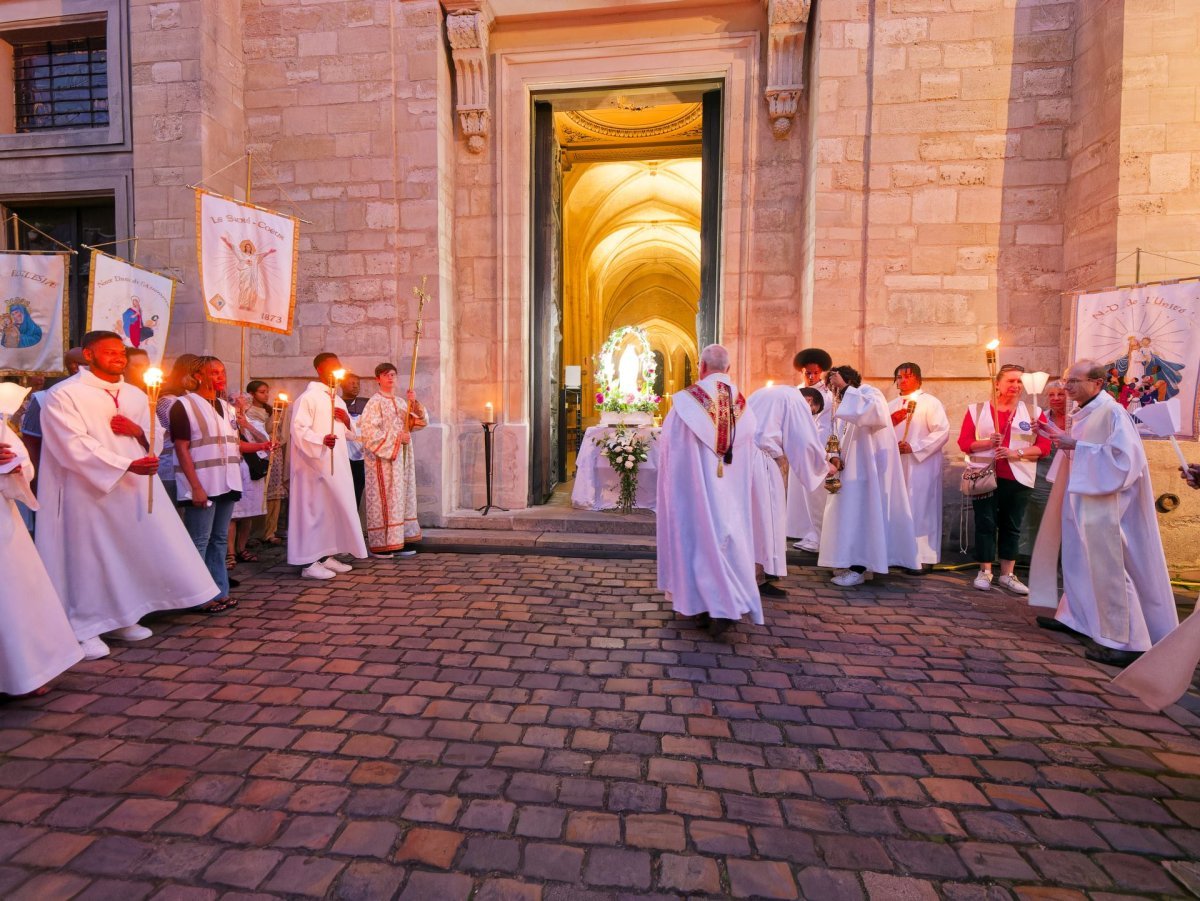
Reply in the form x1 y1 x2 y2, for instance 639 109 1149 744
1028 359 1178 667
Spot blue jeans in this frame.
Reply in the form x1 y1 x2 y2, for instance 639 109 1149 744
181 493 237 601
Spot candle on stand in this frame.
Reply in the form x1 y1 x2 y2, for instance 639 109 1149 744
485 402 494 424
985 339 1001 431
329 368 345 474
144 367 164 514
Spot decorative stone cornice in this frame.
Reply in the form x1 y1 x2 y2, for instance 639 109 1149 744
763 0 811 138
442 1 493 153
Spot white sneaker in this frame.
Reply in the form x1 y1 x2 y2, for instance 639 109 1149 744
321 557 352 573
832 571 866 587
997 573 1030 596
369 551 395 559
80 637 110 660
973 571 993 591
793 539 819 552
302 562 337 580
396 549 417 557
109 624 152 641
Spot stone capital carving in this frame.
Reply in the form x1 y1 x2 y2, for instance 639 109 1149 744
763 0 811 138
442 1 493 153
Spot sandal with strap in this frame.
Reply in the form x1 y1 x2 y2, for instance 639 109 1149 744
199 597 239 615
236 551 259 563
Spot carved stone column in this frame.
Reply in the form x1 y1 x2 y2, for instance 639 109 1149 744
443 0 493 153
764 0 811 138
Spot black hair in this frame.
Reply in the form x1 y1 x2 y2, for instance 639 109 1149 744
893 362 922 381
793 348 833 371
81 330 122 349
375 362 398 378
126 346 150 359
831 365 862 388
313 352 338 370
799 387 824 413
246 379 268 395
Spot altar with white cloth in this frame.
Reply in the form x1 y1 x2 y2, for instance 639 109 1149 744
571 424 662 512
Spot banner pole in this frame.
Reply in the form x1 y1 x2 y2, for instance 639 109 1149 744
240 151 253 391
10 214 18 251
1135 247 1142 284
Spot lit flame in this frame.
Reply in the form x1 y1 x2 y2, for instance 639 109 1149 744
277 392 288 403
143 367 163 388
766 380 774 388
332 369 346 381
985 339 1000 351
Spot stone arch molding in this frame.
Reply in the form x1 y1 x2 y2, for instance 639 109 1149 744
764 0 812 138
443 0 494 153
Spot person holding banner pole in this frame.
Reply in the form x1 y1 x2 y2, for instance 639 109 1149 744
1029 359 1179 667
287 352 368 580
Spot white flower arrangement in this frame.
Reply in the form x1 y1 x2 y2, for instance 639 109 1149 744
594 325 660 415
596 425 656 513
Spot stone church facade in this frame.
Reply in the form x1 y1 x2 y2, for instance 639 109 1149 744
1 0 1198 566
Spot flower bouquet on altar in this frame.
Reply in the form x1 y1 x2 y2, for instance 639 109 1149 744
596 425 656 514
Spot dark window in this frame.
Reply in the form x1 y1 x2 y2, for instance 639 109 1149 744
5 200 116 345
13 36 109 132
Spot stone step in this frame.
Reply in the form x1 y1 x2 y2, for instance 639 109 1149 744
442 507 656 536
421 528 656 559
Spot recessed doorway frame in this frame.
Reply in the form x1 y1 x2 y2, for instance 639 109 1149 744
494 31 762 509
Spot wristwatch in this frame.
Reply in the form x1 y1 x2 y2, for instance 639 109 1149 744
1016 449 1025 459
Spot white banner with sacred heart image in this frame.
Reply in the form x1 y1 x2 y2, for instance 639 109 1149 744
196 189 298 334
1072 279 1200 439
87 250 176 366
0 252 68 376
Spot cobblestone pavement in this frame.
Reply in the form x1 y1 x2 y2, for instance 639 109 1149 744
1 552 1199 901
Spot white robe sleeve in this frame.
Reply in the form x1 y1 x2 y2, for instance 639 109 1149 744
910 397 950 463
835 386 888 431
41 389 133 496
291 392 332 461
1069 408 1143 497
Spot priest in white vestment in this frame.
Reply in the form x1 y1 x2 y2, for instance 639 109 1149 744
818 366 920 586
657 344 759 638
1 407 84 696
36 332 219 660
287 352 369 578
889 362 950 566
1029 360 1178 668
788 349 834 552
358 362 427 557
747 385 830 589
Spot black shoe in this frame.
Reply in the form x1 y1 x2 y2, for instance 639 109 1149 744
693 612 711 629
759 582 787 597
901 567 927 577
1036 616 1084 637
228 578 241 588
1084 643 1143 668
707 618 736 638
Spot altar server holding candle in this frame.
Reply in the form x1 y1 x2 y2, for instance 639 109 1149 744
287 352 368 579
888 362 950 566
1029 359 1178 668
35 331 218 660
0 387 84 696
788 348 834 552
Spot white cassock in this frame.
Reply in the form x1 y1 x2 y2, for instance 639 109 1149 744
36 370 218 641
656 373 761 623
1029 390 1178 653
818 384 920 573
1 417 84 694
787 385 832 544
748 386 828 577
287 382 368 565
889 390 950 565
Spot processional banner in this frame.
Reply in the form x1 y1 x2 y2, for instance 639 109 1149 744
87 250 176 366
1072 279 1200 439
196 189 298 334
0 252 69 376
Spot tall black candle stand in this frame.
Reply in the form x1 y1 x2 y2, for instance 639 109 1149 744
477 421 508 516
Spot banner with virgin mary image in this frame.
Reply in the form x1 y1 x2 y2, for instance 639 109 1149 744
0 252 68 376
1072 279 1200 438
87 250 176 366
196 189 298 334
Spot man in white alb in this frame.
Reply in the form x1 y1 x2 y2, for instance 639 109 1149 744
36 331 219 660
818 365 919 586
788 348 833 552
747 384 830 594
1029 359 1178 667
288 352 369 579
889 362 950 567
657 344 758 638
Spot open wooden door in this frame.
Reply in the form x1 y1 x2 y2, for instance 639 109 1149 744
530 100 564 504
697 88 723 349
